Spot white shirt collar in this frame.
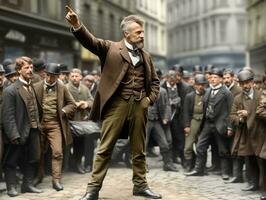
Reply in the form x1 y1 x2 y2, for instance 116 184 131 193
210 83 222 90
166 81 177 89
124 40 136 50
44 80 57 87
19 77 31 85
227 82 235 90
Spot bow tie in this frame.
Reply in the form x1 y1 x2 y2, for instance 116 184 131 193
127 48 140 57
45 85 55 92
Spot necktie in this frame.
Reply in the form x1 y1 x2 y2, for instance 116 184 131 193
127 48 140 57
23 83 32 92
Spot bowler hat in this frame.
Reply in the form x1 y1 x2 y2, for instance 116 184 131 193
204 64 214 73
2 58 14 67
183 70 191 79
4 63 17 77
210 67 223 77
33 58 45 71
237 70 254 82
45 63 61 75
193 65 203 73
60 64 70 73
0 64 5 73
194 74 208 84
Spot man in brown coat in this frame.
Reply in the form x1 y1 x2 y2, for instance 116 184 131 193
34 63 76 191
256 88 266 200
66 6 160 200
230 70 264 191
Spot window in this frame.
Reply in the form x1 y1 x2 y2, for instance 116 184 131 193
220 0 228 7
45 0 62 20
237 19 246 44
219 18 228 43
212 19 216 45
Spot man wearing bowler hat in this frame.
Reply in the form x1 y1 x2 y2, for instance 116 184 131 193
185 68 233 179
66 5 160 200
34 63 76 191
183 74 207 172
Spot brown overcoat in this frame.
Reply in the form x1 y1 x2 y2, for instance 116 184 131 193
230 89 264 156
256 89 266 159
34 80 76 146
72 26 160 121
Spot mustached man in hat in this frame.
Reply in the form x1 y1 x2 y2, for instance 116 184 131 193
33 63 76 191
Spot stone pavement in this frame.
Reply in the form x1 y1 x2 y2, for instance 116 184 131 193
0 156 261 200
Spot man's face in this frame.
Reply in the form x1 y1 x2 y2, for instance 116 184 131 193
124 22 144 49
7 74 18 83
167 75 176 86
38 68 46 80
45 73 58 84
239 80 253 93
70 72 82 86
223 74 234 87
194 83 205 94
18 61 33 82
209 74 222 87
83 75 95 89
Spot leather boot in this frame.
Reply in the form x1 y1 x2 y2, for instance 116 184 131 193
5 168 18 197
184 159 194 172
185 156 205 176
221 158 230 180
7 184 18 197
224 158 243 183
162 151 178 172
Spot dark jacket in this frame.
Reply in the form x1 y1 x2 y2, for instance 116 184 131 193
72 25 160 122
202 85 233 135
2 80 41 144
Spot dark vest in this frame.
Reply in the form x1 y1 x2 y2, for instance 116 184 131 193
206 93 216 121
117 55 146 101
24 86 39 128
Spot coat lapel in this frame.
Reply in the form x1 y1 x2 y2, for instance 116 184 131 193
119 41 131 64
57 82 63 111
213 86 226 105
34 81 44 106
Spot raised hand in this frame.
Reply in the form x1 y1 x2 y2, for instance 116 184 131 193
65 5 81 28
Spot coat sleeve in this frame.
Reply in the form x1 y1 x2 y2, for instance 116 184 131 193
62 86 77 120
2 87 20 141
256 92 266 120
230 95 241 127
72 25 111 62
147 56 160 104
183 93 192 128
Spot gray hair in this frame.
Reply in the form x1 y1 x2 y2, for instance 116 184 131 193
120 15 144 33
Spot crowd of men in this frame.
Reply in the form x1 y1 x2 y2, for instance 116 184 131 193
0 57 100 197
0 56 266 200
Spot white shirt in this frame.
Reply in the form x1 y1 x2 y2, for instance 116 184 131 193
124 40 140 66
210 83 222 96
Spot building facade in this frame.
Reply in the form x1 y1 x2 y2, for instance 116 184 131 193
0 0 78 67
247 0 266 74
167 0 247 71
136 0 167 68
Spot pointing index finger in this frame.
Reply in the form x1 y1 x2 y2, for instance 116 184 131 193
66 5 74 13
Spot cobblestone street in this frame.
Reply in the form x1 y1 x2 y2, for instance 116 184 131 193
0 155 261 200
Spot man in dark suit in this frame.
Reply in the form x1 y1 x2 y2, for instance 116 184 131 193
185 68 233 179
223 69 243 183
34 63 76 191
66 6 160 200
2 56 43 197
